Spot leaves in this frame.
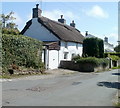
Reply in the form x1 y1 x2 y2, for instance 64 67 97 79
2 34 43 73
83 37 104 58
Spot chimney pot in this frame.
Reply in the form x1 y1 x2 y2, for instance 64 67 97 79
70 20 75 27
58 15 66 24
61 15 63 19
36 4 39 8
104 37 108 43
85 31 88 36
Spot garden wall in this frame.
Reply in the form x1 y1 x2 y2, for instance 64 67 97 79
59 60 109 72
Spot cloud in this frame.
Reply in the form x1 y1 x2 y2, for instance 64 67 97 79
4 12 23 30
108 33 118 46
85 5 109 19
27 12 32 20
13 13 23 26
42 10 80 21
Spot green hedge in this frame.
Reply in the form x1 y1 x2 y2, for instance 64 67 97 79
2 28 20 35
76 57 109 67
104 52 120 58
2 34 43 74
83 37 104 58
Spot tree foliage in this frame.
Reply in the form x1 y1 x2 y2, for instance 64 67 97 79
0 11 16 28
2 34 43 74
83 37 104 58
114 44 120 52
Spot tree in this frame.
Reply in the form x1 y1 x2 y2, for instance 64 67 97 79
114 44 120 52
98 39 104 58
83 37 104 58
0 11 16 28
1 11 20 35
6 22 17 29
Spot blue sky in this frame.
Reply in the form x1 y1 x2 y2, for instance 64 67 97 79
2 2 118 46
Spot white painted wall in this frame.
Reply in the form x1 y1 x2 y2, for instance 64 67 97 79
45 41 83 69
59 41 83 61
23 18 83 69
104 42 114 52
24 18 59 42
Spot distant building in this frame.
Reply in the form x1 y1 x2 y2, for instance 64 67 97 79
85 31 114 52
21 4 84 69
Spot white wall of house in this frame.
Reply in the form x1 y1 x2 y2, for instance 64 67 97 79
24 18 59 42
59 41 82 61
23 18 83 69
42 41 83 69
104 42 114 52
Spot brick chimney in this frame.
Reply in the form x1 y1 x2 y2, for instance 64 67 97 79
70 20 75 27
85 31 88 36
32 4 42 18
58 15 66 24
104 37 108 43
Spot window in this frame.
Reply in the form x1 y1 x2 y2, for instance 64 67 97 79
64 52 68 59
76 43 78 49
71 53 75 59
65 42 68 48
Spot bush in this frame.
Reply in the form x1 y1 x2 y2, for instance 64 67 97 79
109 55 120 61
2 28 20 35
83 37 104 58
72 54 81 61
76 57 109 67
2 34 44 74
104 52 120 58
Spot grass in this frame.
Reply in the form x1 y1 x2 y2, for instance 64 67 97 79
112 66 120 69
0 72 50 79
114 102 120 107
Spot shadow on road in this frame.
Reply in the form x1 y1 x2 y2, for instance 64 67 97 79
112 73 120 76
97 81 120 89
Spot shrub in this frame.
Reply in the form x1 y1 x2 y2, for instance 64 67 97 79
2 28 20 35
109 55 120 61
104 52 120 58
83 37 104 58
2 34 44 74
72 54 81 61
76 57 109 67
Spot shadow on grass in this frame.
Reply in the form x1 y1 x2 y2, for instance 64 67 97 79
97 81 120 89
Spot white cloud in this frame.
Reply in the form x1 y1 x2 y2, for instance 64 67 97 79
27 12 32 20
108 33 118 46
86 5 109 19
4 12 23 30
42 10 80 21
13 13 23 26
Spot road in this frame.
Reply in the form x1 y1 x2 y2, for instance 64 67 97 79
2 69 119 106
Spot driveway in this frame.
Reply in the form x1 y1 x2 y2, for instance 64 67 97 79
2 69 119 106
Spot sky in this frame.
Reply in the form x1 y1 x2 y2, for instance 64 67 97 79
2 1 119 46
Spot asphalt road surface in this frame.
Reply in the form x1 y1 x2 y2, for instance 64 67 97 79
2 69 119 106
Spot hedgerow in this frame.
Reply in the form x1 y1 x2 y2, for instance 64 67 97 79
76 57 109 67
2 34 43 74
83 37 104 58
